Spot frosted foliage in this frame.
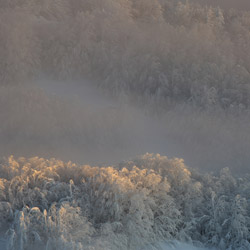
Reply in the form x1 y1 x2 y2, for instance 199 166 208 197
1 0 250 110
0 154 249 249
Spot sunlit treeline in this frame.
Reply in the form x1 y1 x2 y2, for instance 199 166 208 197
0 154 249 249
1 0 250 110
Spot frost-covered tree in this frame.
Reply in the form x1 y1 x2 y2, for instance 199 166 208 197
1 154 249 249
1 0 250 109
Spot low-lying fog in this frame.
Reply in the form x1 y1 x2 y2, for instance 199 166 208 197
1 79 249 174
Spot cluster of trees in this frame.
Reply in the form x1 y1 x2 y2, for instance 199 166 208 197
1 0 250 110
0 154 249 249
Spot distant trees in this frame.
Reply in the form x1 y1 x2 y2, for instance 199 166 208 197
1 0 250 110
0 9 39 84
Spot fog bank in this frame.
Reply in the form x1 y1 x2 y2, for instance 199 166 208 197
0 79 249 174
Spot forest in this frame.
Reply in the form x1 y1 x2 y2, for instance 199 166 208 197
1 0 250 110
0 154 250 249
0 0 250 249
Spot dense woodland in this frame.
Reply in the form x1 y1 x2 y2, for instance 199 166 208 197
1 0 250 110
0 154 250 250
